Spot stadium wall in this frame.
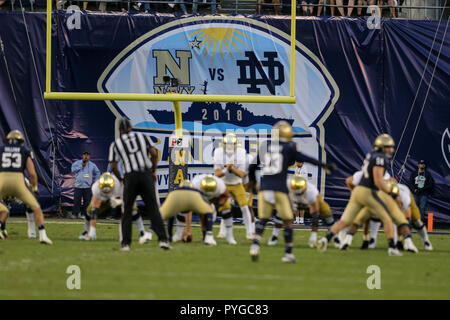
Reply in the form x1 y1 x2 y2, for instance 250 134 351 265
0 12 449 222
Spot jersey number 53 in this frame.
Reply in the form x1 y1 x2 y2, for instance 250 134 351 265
1 152 22 169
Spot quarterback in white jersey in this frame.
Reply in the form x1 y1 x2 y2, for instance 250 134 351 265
214 133 255 240
79 172 151 244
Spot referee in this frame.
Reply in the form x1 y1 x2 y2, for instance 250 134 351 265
108 118 170 251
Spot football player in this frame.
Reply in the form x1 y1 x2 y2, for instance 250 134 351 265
248 121 336 263
345 176 433 251
214 133 255 240
159 175 230 246
317 134 418 256
268 175 339 248
293 161 308 224
0 130 52 244
78 172 152 244
0 177 37 238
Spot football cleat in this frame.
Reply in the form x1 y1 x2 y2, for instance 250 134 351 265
317 237 328 252
246 234 254 241
172 233 183 242
78 231 88 240
120 245 130 251
27 229 37 239
424 241 433 251
299 217 304 224
404 240 419 253
217 232 226 239
268 235 278 246
85 233 97 241
308 237 317 248
159 241 172 250
204 234 217 246
388 248 403 256
226 236 237 245
40 235 53 245
368 238 377 249
0 229 8 239
281 253 297 263
340 243 349 251
333 236 341 248
139 232 152 244
250 243 260 262
361 240 369 249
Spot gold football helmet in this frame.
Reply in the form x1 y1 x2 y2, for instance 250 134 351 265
373 134 395 153
273 121 293 141
200 176 217 193
6 130 25 146
179 180 194 188
99 172 115 193
223 133 237 145
290 175 307 194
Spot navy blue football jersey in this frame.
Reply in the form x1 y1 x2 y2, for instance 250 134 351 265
359 151 389 189
0 144 33 173
257 140 324 193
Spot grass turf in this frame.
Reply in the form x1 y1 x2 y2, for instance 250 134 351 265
1 218 449 300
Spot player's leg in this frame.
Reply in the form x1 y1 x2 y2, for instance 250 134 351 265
251 191 274 261
228 184 253 240
410 194 432 250
318 195 340 247
218 200 236 244
308 199 320 248
368 217 382 248
25 207 36 238
80 201 93 240
318 187 365 252
13 174 52 244
268 211 282 246
274 192 296 263
191 195 217 246
378 191 418 253
217 217 226 238
0 202 8 240
172 213 187 242
340 207 371 250
133 204 151 244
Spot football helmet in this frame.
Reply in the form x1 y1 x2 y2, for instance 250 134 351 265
5 130 25 146
179 180 194 188
273 121 293 142
99 172 115 194
373 134 395 157
223 133 237 154
200 176 217 194
290 174 307 195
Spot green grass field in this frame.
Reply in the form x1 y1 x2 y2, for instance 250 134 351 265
1 218 449 300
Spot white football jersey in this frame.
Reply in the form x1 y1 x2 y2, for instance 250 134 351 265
92 174 122 202
397 183 411 211
352 170 391 186
287 178 319 208
213 146 247 185
192 174 226 200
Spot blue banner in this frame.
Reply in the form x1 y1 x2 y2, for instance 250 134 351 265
0 12 448 222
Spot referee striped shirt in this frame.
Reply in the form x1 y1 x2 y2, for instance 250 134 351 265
108 132 154 174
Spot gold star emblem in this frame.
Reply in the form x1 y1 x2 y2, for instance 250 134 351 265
189 37 201 49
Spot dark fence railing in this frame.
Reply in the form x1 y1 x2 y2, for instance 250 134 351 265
4 0 449 20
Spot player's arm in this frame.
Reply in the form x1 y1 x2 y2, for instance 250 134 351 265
149 146 158 176
345 176 355 191
110 161 122 182
228 165 245 178
210 189 230 207
373 166 391 194
214 168 225 177
295 150 336 174
90 194 102 209
25 157 38 193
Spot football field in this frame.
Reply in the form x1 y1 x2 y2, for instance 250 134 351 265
1 218 449 300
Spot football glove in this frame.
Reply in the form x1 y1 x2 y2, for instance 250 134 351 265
325 162 337 174
32 186 40 197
